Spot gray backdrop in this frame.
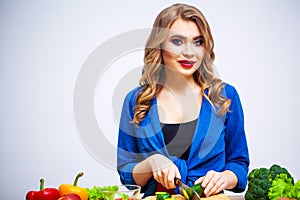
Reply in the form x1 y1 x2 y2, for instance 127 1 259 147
1 0 299 199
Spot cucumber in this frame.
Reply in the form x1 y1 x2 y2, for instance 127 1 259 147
155 192 172 200
188 184 204 198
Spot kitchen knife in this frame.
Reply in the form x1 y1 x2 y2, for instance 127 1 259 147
174 177 201 200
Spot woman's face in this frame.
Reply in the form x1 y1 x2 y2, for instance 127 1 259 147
162 18 205 79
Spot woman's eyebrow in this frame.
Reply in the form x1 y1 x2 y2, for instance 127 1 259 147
169 34 187 40
169 34 204 40
193 35 204 40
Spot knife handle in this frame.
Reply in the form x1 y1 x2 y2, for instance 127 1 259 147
174 177 181 185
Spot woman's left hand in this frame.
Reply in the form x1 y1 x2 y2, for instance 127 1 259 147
194 170 238 197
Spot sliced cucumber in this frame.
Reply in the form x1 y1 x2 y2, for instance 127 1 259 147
156 192 172 200
182 189 190 200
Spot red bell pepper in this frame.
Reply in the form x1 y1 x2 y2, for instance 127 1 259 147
26 178 60 200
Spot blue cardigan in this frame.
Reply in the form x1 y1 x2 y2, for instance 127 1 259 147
117 84 249 196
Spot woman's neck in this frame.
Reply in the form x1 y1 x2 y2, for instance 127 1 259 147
157 68 202 123
163 68 198 93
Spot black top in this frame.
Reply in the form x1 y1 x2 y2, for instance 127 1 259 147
161 118 198 160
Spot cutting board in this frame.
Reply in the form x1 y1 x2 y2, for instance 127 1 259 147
144 194 230 200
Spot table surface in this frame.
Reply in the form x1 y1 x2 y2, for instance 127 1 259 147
227 195 245 200
143 194 245 200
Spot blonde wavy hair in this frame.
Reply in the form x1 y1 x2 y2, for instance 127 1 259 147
133 3 230 124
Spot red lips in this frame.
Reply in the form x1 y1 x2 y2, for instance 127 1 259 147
178 60 196 68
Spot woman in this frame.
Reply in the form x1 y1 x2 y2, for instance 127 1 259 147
117 3 249 197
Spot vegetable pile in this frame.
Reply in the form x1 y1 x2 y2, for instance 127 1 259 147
26 172 88 200
245 164 300 200
26 172 133 200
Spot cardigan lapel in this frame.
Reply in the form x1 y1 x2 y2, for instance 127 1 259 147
188 97 226 160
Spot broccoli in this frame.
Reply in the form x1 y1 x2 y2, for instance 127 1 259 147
245 164 295 200
245 167 272 200
269 164 294 184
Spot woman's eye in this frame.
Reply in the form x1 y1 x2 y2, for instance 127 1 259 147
194 39 204 46
171 39 183 46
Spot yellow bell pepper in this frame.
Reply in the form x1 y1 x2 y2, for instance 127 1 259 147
59 172 89 200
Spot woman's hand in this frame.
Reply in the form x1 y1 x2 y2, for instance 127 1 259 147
148 154 181 189
194 170 238 197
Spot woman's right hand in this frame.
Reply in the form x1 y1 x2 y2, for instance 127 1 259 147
147 154 181 189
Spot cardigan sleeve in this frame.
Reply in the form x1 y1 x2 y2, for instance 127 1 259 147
117 89 140 185
223 85 250 192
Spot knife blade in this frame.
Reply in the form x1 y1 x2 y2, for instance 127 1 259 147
174 177 201 200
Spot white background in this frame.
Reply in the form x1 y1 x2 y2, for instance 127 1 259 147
1 0 300 199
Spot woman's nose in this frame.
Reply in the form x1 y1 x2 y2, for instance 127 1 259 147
182 43 194 58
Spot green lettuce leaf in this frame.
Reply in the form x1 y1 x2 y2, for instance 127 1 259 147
268 174 293 200
288 180 300 199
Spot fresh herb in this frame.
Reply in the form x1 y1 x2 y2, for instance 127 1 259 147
87 185 125 200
